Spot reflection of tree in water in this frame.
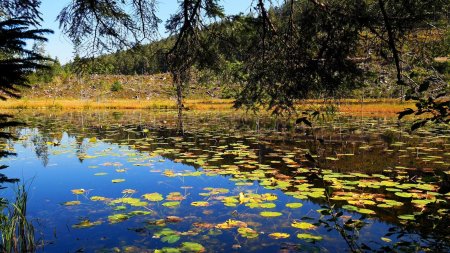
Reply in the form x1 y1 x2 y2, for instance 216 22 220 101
0 115 20 187
30 131 50 167
75 135 88 163
8 111 450 251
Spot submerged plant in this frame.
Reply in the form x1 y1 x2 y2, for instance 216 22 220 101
0 184 35 253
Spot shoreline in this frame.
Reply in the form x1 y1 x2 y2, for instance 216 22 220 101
0 98 415 117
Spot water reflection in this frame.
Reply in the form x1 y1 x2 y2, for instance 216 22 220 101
0 110 448 252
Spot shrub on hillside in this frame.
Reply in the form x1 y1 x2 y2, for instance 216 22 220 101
110 81 123 92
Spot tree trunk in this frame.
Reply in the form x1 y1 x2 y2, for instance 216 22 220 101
378 0 403 89
173 72 184 134
176 81 184 134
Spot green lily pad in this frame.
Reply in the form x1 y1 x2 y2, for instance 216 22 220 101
395 192 412 198
162 201 180 208
237 227 259 238
161 234 180 244
398 214 415 220
297 233 323 241
377 203 393 208
108 213 129 224
411 199 434 206
180 242 205 252
356 208 375 215
72 219 102 229
286 203 303 208
260 211 282 217
110 197 147 207
114 205 126 211
341 205 358 211
155 248 181 253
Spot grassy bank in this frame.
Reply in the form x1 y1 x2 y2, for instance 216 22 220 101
0 99 234 111
0 98 415 116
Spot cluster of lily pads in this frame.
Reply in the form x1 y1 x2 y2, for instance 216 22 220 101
8 111 450 252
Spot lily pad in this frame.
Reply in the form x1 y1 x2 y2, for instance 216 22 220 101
90 196 107 201
291 221 316 230
260 211 282 217
180 242 205 252
166 192 185 201
162 201 180 208
161 234 180 244
155 248 181 253
72 219 102 229
269 232 290 239
108 213 129 224
71 189 85 195
143 193 163 202
395 192 412 198
237 227 258 239
191 201 209 207
398 214 415 220
63 200 81 206
286 203 303 209
110 197 147 207
297 233 323 241
215 219 247 229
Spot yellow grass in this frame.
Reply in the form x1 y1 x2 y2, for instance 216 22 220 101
0 98 415 116
0 99 236 111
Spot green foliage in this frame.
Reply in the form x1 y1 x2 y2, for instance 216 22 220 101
51 0 450 130
0 184 35 253
235 0 450 112
0 18 53 99
28 58 64 85
57 0 159 53
110 80 123 92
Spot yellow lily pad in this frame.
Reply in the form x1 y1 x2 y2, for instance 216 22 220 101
90 196 107 201
143 193 163 202
260 211 282 217
71 189 85 195
269 232 290 239
63 200 81 206
291 221 316 230
191 201 209 207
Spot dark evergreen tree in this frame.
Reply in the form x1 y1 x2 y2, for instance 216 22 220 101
0 0 52 186
0 18 52 99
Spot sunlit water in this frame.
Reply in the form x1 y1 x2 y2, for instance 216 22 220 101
0 110 449 252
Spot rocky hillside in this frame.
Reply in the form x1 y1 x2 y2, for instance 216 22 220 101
23 73 232 100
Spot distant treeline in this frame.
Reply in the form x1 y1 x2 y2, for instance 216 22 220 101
31 3 450 100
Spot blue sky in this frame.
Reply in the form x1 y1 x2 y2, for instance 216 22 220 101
40 1 255 64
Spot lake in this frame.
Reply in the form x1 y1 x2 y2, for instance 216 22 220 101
1 110 449 252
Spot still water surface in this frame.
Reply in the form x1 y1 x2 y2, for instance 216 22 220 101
1 110 449 252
